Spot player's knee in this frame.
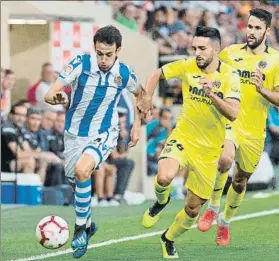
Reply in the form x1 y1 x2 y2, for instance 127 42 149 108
157 164 175 187
157 173 172 187
74 164 91 181
218 154 233 173
184 204 201 218
232 178 247 193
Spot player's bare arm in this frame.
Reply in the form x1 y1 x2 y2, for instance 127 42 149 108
129 86 143 148
137 69 165 114
199 77 239 121
251 69 279 106
44 80 69 105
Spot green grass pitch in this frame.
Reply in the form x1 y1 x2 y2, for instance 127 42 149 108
2 191 279 261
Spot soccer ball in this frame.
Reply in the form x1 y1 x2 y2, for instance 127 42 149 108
36 215 70 249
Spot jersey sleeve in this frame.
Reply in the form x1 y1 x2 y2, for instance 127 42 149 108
126 67 140 94
225 70 241 101
161 59 187 80
219 47 230 64
57 55 83 86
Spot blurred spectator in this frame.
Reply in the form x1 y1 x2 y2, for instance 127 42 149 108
168 21 192 55
267 106 279 165
148 141 164 176
1 69 16 116
273 11 279 44
39 110 57 152
147 108 173 159
1 103 36 173
108 112 135 204
27 63 51 105
48 111 65 160
135 4 148 34
117 2 139 31
20 108 62 184
39 110 68 186
94 162 119 207
27 63 64 112
198 9 217 28
35 63 64 112
17 99 33 109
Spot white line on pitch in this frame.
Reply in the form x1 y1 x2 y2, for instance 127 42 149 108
8 208 279 261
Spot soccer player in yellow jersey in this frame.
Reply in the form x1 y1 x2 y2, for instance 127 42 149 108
198 8 279 246
137 27 240 259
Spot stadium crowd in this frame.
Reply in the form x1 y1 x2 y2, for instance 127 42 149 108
100 0 279 101
1 1 279 206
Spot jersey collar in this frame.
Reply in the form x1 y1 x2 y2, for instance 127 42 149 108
241 44 269 53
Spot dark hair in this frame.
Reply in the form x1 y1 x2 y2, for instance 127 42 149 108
178 9 188 20
17 99 29 105
159 107 171 117
195 26 221 45
4 69 14 75
93 25 122 49
27 107 42 116
250 8 272 28
120 3 136 13
10 102 26 114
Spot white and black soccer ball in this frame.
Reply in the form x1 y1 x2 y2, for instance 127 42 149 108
36 215 70 249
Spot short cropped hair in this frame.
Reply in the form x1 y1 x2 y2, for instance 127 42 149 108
250 8 272 28
93 25 122 49
195 26 221 45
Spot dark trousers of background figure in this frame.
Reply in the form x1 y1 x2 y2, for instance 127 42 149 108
107 158 135 196
44 163 69 186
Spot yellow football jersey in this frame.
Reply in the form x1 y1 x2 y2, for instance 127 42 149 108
162 58 240 153
219 44 279 139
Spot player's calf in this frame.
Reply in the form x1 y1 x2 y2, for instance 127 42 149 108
232 176 247 194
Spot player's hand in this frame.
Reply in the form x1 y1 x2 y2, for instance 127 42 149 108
199 77 213 95
137 94 152 115
251 69 264 93
53 91 68 105
128 124 140 148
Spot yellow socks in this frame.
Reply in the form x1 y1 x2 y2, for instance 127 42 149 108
209 171 229 212
154 175 171 205
223 184 246 222
166 209 197 241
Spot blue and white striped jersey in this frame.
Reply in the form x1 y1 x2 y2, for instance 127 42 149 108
58 53 138 137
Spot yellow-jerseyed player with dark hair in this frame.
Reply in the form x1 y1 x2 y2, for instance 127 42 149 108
137 26 241 259
198 8 279 246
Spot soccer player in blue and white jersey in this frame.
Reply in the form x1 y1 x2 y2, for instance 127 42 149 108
44 25 142 259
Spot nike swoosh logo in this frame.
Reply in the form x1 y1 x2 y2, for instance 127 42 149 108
214 188 223 192
193 75 201 78
234 58 243 62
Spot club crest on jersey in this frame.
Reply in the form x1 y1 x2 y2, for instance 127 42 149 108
114 75 122 86
258 60 267 69
212 80 221 89
61 65 73 76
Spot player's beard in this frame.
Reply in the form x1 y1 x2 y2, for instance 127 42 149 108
247 31 266 49
196 56 213 69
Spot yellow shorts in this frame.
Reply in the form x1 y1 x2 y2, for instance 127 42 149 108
159 130 219 200
225 124 238 149
235 134 265 174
